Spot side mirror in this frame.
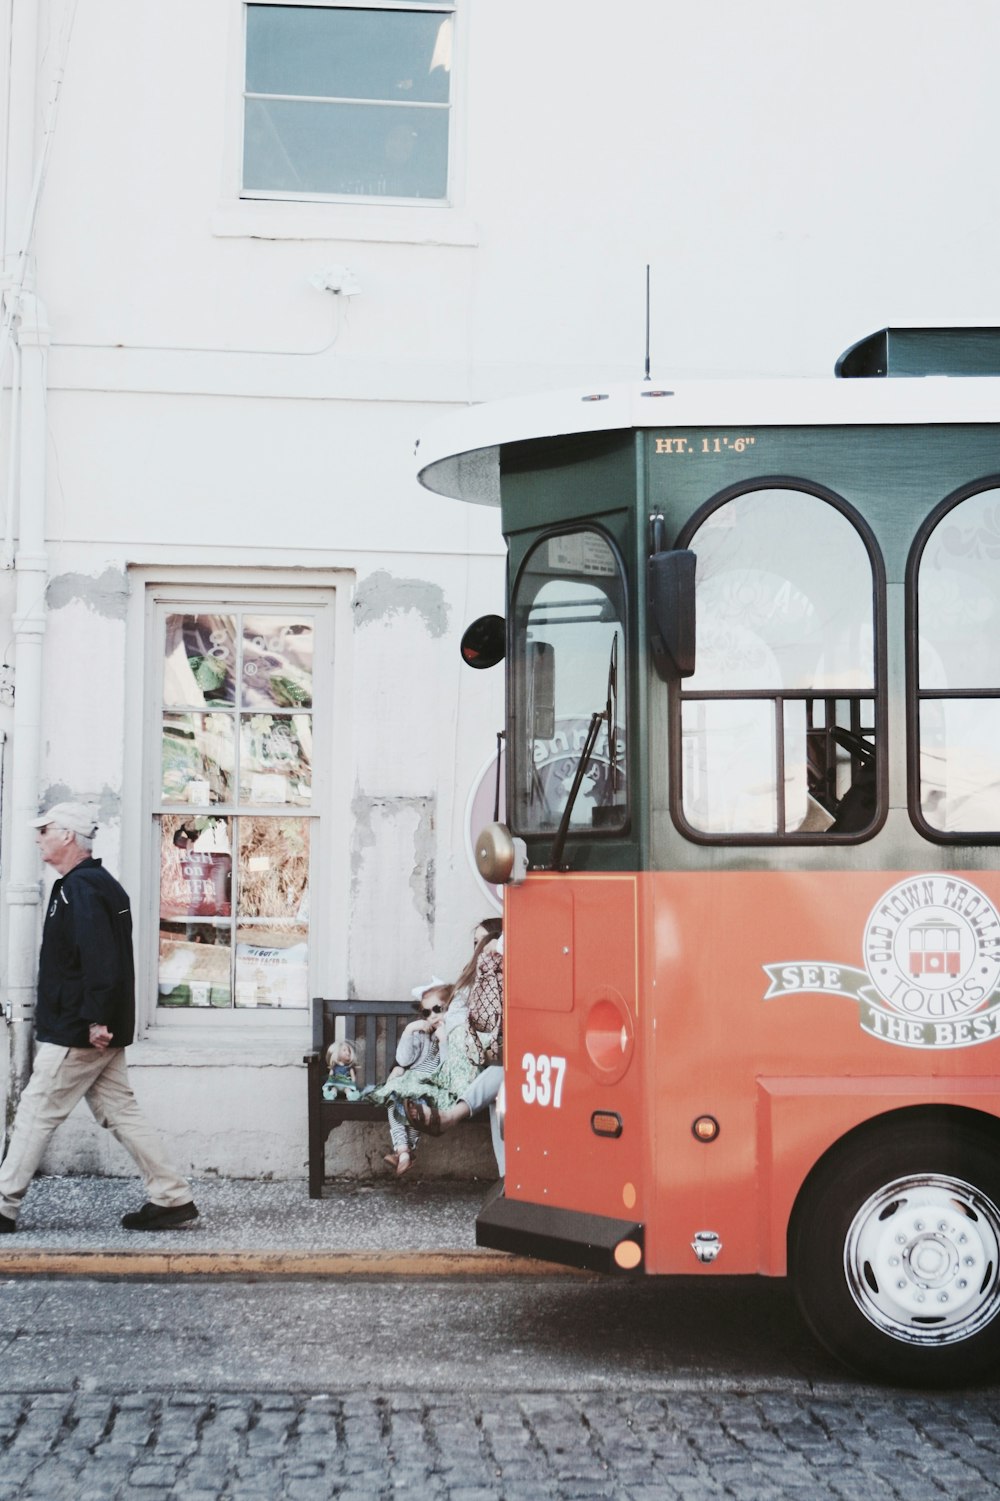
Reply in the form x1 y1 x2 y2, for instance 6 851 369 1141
648 549 696 679
460 614 505 669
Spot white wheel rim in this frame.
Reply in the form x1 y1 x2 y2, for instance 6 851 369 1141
845 1173 1000 1347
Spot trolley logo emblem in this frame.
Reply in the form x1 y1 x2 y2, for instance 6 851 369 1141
763 876 1000 1050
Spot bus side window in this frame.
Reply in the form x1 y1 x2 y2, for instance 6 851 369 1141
912 482 1000 839
675 483 882 842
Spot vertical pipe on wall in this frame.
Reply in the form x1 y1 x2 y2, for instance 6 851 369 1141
4 290 47 1114
1 0 47 1123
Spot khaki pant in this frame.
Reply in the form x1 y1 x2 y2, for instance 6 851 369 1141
0 1042 191 1221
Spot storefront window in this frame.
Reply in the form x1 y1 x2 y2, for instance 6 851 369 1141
156 609 318 1009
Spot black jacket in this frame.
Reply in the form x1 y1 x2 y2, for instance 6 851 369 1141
35 859 136 1049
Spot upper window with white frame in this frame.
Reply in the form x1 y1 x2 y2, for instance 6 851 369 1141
242 2 455 203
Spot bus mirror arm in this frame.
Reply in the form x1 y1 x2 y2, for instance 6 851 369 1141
547 708 606 871
648 549 696 680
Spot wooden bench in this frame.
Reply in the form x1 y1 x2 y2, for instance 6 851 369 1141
304 997 417 1197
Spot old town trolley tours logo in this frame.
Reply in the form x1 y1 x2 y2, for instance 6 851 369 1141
763 875 1000 1049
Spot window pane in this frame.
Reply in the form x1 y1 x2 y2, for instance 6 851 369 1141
682 700 777 834
246 6 452 104
783 700 809 832
511 531 627 836
688 490 874 692
240 714 312 806
162 713 235 804
235 925 309 1009
243 98 449 198
238 816 310 924
920 699 1000 832
158 921 232 1008
164 614 238 707
918 488 1000 690
159 816 233 919
241 616 314 708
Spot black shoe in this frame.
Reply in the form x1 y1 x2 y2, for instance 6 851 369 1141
121 1200 199 1231
0 1213 15 1234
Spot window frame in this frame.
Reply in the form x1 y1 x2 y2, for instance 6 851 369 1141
125 572 351 1034
239 0 458 209
508 522 632 847
669 475 888 847
906 473 1000 846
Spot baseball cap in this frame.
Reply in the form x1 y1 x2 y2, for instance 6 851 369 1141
30 802 99 838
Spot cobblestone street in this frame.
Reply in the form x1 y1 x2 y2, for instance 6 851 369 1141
1 1386 999 1501
2 1258 1000 1500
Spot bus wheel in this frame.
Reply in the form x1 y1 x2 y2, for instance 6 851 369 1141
790 1121 1000 1385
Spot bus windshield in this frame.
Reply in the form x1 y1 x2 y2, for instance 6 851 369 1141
510 528 627 838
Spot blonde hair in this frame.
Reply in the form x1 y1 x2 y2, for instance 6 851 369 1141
326 1039 357 1068
418 982 454 1011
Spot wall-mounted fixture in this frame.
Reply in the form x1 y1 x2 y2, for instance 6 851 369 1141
308 265 362 297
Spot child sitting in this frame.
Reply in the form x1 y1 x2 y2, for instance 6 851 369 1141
322 1039 360 1101
380 980 451 1175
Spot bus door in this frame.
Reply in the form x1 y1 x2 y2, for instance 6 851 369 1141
485 522 649 1271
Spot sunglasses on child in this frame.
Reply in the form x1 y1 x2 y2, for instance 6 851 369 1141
414 1002 445 1016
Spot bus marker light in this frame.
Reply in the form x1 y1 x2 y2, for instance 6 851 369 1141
614 1239 642 1270
691 1231 722 1264
692 1115 720 1142
622 1182 637 1210
591 1110 623 1138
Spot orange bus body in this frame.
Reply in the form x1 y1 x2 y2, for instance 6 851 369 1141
502 870 1000 1277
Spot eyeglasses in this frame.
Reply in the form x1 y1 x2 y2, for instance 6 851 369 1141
419 1004 444 1016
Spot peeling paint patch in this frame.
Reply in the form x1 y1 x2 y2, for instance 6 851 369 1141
46 568 129 620
353 570 448 638
350 788 436 923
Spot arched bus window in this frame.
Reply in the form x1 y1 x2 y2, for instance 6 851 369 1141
910 480 1000 840
510 528 627 838
674 481 884 842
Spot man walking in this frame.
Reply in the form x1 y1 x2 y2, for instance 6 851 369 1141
0 803 198 1233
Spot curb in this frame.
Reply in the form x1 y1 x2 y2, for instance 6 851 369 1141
0 1248 595 1279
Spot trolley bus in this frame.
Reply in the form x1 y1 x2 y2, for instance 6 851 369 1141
417 327 1000 1384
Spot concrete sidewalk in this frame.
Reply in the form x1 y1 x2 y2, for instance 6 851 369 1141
0 1174 570 1278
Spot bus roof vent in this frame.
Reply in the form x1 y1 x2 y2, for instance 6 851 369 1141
835 326 1000 378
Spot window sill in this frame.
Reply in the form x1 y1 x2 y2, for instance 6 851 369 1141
211 198 479 247
129 1022 311 1069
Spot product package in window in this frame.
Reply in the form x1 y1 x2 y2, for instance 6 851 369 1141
160 848 233 919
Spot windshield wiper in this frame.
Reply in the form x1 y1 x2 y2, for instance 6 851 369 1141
547 709 605 870
547 638 619 871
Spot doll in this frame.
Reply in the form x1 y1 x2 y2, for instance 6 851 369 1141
322 1039 360 1101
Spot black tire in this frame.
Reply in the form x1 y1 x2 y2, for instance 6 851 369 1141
789 1117 1000 1386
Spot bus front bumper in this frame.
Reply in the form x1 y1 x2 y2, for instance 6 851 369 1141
476 1186 645 1275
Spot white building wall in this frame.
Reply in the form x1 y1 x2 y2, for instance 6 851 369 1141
2 0 1000 1178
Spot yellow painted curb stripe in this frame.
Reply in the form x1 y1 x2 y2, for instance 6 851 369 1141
0 1249 595 1278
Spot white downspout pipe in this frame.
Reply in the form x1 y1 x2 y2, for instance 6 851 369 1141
4 290 48 1110
1 0 55 1122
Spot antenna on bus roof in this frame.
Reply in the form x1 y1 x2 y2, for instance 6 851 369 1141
643 264 652 382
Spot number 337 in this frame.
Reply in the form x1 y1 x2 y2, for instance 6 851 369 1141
521 1053 567 1109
